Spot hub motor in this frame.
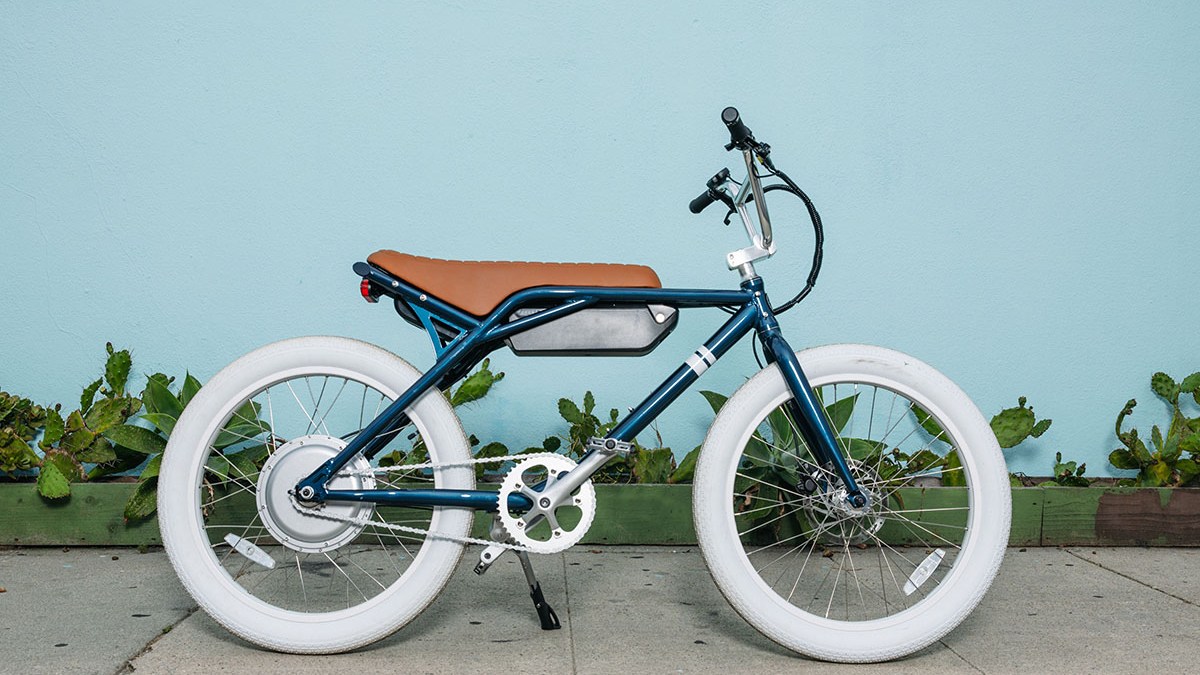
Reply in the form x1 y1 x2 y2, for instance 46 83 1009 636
256 435 376 553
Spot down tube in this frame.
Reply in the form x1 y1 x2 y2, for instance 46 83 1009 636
608 305 758 442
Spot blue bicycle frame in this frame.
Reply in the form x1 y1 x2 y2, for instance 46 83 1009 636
294 263 867 512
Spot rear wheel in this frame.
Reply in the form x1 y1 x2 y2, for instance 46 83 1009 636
694 344 1010 662
158 337 473 653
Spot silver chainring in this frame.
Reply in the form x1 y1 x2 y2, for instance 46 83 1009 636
295 452 593 554
496 454 597 554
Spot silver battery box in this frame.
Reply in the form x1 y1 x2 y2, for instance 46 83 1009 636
505 304 678 356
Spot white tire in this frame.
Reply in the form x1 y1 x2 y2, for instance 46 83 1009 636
694 344 1010 662
159 336 474 653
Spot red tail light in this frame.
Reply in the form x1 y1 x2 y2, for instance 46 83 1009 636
360 278 379 303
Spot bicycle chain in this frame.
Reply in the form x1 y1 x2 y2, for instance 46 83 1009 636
295 452 571 553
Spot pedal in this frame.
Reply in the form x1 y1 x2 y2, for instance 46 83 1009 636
474 543 508 575
586 436 633 457
517 550 561 630
474 517 513 575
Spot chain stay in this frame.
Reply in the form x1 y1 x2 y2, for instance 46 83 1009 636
335 452 564 476
310 452 571 553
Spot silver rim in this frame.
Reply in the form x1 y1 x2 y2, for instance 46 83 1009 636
193 372 443 614
731 380 974 623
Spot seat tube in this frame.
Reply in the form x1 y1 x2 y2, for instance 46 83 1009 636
749 282 867 507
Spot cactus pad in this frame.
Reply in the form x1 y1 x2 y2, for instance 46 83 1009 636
1151 372 1179 404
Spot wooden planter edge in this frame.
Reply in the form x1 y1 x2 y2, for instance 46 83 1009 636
2 484 1197 547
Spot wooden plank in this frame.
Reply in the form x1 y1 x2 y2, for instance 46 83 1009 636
1041 487 1100 545
0 483 161 546
4 483 1197 547
1040 487 1200 546
1037 487 1200 546
585 484 696 545
1009 487 1044 547
1092 488 1200 546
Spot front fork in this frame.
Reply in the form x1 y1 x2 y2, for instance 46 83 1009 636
751 295 868 509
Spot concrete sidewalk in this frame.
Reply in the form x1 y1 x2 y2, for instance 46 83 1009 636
1 545 1197 674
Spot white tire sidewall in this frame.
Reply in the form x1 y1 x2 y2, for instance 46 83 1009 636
159 336 473 653
694 344 1010 662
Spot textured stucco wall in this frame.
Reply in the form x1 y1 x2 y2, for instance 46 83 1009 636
2 2 1198 476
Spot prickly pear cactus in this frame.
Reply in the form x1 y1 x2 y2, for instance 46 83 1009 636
989 396 1052 449
33 344 142 499
1108 369 1200 487
1150 372 1180 405
1048 451 1090 487
0 391 46 473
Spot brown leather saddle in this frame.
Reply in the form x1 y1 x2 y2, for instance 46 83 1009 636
367 250 663 317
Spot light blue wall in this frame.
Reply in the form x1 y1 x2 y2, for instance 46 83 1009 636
3 2 1198 477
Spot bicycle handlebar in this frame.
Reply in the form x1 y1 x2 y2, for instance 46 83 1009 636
721 107 773 248
683 107 824 312
689 190 719 214
690 167 732 214
722 106 755 150
688 107 775 262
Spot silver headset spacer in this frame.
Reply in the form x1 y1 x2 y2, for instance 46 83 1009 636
496 454 596 554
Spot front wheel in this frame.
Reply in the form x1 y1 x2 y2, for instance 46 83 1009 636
694 344 1010 662
158 337 474 653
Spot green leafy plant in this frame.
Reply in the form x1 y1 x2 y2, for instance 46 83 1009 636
550 390 678 484
1108 371 1200 487
990 396 1052 449
103 371 273 521
553 391 630 482
1044 451 1090 487
696 389 881 543
379 359 511 479
724 390 820 541
0 391 47 474
668 442 701 484
33 344 143 499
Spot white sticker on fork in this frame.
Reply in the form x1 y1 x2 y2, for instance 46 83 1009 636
903 548 945 596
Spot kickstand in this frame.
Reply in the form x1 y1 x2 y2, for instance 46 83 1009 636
516 550 561 630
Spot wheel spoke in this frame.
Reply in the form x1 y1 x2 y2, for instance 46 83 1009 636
718 374 1000 627
166 361 475 625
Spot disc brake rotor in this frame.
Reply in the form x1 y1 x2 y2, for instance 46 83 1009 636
802 461 885 546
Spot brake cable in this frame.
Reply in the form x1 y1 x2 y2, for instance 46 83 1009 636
696 107 826 316
723 159 825 315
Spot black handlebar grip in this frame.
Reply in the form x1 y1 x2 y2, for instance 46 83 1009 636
722 106 754 147
689 189 718 214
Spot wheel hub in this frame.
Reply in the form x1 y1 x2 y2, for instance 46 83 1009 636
803 462 885 545
256 434 375 553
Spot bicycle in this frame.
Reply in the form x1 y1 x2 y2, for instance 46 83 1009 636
158 108 1011 663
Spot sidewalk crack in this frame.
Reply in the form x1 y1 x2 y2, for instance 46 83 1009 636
1066 549 1198 608
939 639 985 673
114 605 199 674
561 553 578 674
